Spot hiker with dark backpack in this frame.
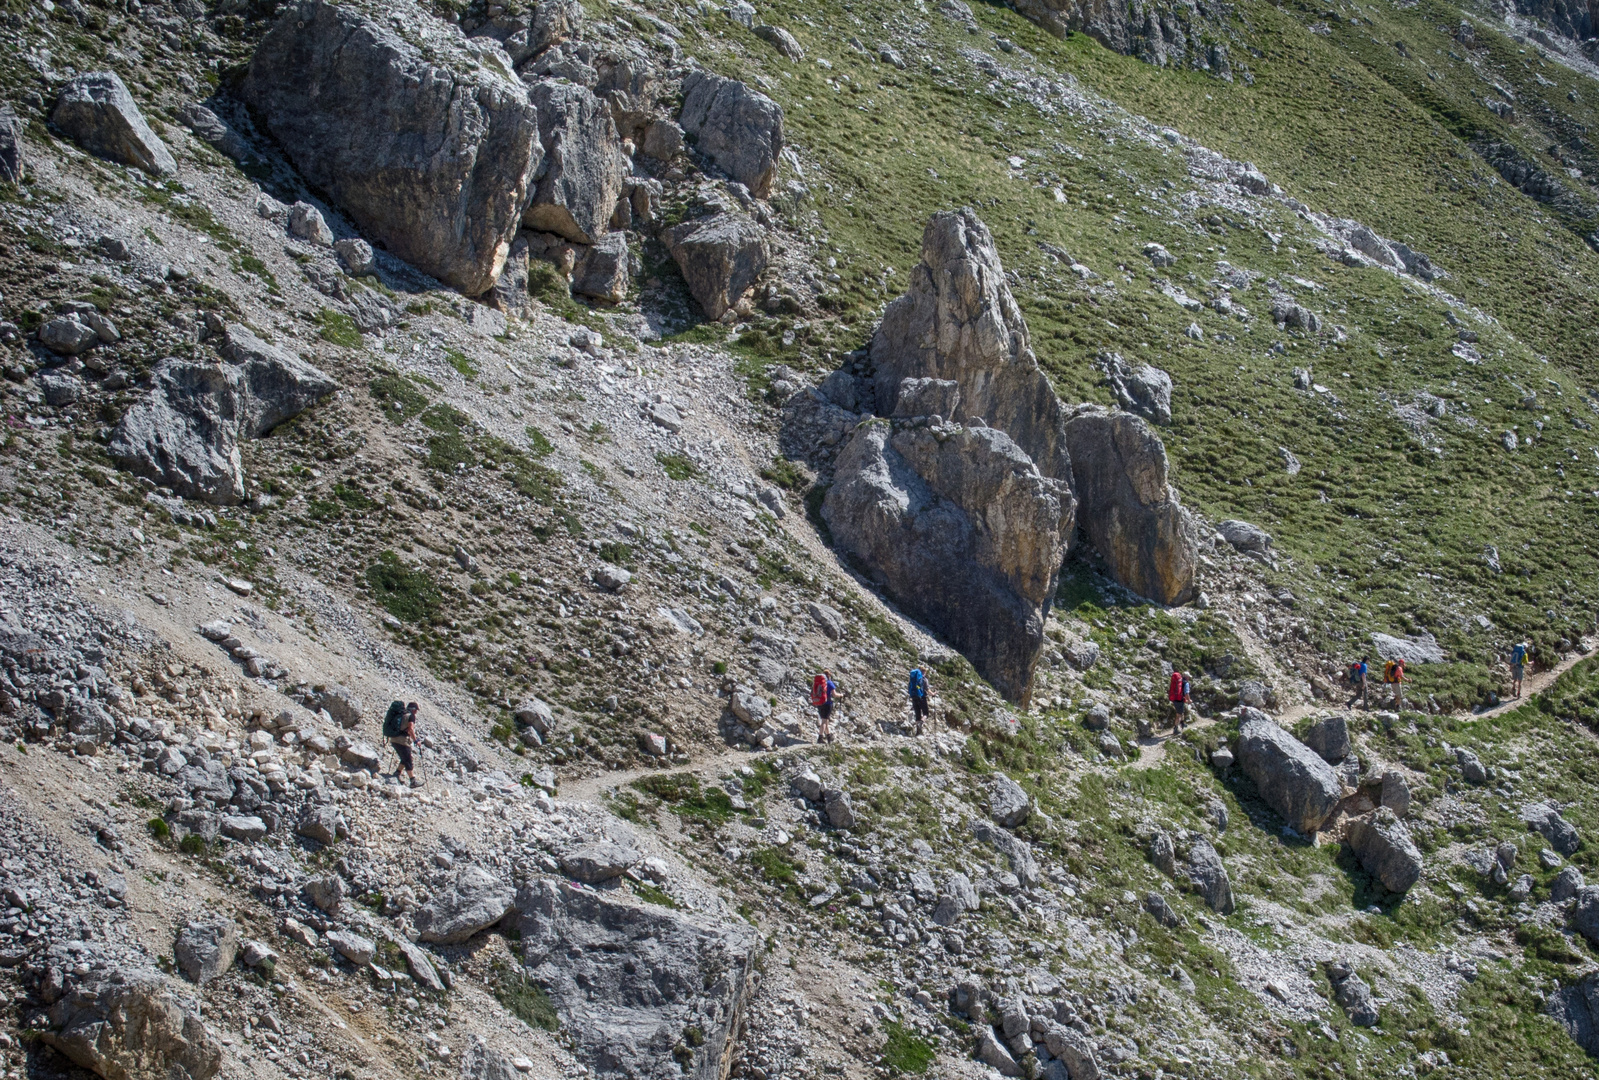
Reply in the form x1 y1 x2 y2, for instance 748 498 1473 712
1347 656 1370 709
383 700 420 786
810 670 837 744
1510 641 1530 698
907 667 931 735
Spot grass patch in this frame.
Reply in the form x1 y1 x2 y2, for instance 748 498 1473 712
880 1021 935 1074
525 426 554 457
492 962 559 1032
315 308 361 348
445 348 477 380
632 881 679 909
369 372 429 423
630 772 738 821
656 452 701 481
365 551 442 623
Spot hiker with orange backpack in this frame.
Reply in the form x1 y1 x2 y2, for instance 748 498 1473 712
810 670 837 744
1383 657 1406 710
1167 669 1191 734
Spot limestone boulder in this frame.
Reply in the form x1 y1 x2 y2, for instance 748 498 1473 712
678 70 784 198
414 865 516 944
173 920 238 985
1235 710 1342 834
52 71 175 176
525 80 625 245
1063 406 1198 605
870 209 1075 503
1548 969 1599 1059
43 969 221 1080
514 878 757 1079
109 334 336 505
1301 714 1350 763
571 232 630 303
0 105 24 183
1522 801 1581 856
1347 808 1423 893
242 1 543 295
1104 353 1173 426
107 360 245 505
822 421 1069 704
664 211 769 320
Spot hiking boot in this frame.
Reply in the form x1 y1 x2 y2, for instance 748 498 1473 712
409 777 423 788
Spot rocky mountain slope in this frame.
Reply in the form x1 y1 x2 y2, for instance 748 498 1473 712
3 1 1599 1079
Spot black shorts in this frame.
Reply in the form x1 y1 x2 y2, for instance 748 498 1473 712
1172 700 1186 714
911 697 929 720
392 741 413 771
817 702 832 721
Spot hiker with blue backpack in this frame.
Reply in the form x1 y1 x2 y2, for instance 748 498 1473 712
907 667 931 735
1511 641 1530 698
382 700 421 786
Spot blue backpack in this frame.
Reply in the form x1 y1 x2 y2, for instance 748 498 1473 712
908 669 926 699
1512 643 1528 666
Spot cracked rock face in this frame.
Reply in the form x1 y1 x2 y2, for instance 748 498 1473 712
43 969 222 1080
870 208 1077 509
514 878 757 1080
1235 709 1343 835
1063 406 1198 606
107 334 337 506
242 0 544 295
677 71 785 199
823 421 1069 704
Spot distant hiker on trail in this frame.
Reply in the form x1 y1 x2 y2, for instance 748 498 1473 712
810 671 837 744
908 667 931 735
383 700 419 786
1510 641 1530 698
1383 658 1406 710
1168 669 1191 734
1347 656 1370 709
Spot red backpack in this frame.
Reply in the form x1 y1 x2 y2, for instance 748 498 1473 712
810 675 829 707
1168 671 1184 702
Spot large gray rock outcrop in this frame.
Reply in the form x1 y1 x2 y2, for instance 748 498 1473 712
514 878 757 1080
173 920 238 985
822 421 1069 704
108 337 337 504
525 80 625 244
1104 353 1172 425
664 211 768 320
1522 801 1581 856
242 1 543 295
414 865 516 944
870 209 1075 503
42 969 222 1080
1063 406 1198 605
1572 886 1599 947
1182 835 1234 914
1346 808 1423 893
1235 710 1343 835
678 70 784 198
52 71 176 176
1549 969 1599 1059
1009 0 1222 73
0 105 25 184
107 360 246 505
971 819 1041 887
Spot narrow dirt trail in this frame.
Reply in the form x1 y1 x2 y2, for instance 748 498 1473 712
1132 646 1599 768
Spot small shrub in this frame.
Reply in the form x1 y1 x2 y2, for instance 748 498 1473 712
657 452 701 481
315 308 361 347
365 551 442 623
178 833 206 856
445 348 477 380
494 966 560 1032
146 817 170 839
525 426 554 457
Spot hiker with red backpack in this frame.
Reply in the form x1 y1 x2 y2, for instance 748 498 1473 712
1168 670 1191 733
810 670 837 744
